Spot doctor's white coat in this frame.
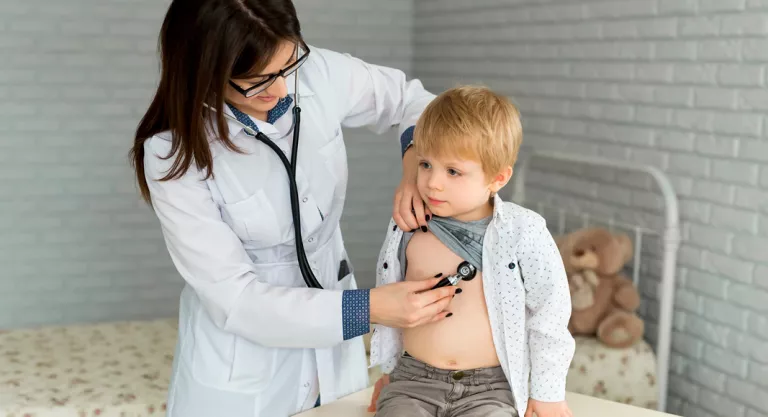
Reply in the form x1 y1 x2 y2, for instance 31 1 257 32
143 46 435 417
369 195 576 415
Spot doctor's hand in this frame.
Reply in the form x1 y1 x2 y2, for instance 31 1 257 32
369 277 457 329
393 147 431 232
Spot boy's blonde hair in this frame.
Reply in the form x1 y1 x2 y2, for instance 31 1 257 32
413 85 522 179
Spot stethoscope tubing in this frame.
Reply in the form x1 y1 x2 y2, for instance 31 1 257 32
204 100 323 289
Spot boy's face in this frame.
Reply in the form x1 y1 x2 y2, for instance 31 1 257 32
416 152 504 222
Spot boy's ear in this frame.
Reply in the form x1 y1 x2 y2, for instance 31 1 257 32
489 166 514 194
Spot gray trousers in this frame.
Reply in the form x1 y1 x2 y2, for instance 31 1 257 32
375 353 518 417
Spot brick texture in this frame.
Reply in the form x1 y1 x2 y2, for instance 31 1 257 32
413 1 768 416
0 0 414 328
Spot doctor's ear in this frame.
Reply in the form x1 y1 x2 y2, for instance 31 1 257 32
489 166 513 195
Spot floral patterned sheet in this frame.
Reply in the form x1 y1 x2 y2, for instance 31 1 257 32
566 336 658 410
4 324 655 416
0 318 178 417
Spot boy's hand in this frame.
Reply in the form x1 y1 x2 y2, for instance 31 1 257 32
524 399 573 417
367 374 390 412
393 146 431 232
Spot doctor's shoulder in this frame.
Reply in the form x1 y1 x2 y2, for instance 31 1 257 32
299 44 377 96
301 44 355 81
141 131 210 184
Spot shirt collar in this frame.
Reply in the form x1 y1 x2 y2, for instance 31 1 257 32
227 98 292 131
491 193 508 225
222 73 314 138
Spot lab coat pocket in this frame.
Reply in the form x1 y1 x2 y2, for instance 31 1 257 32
220 189 283 248
228 335 275 392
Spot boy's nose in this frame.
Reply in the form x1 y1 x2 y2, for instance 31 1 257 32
427 173 444 191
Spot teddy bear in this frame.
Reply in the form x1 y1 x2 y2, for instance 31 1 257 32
555 227 645 349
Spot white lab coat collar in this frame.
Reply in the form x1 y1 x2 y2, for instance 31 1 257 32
287 72 315 98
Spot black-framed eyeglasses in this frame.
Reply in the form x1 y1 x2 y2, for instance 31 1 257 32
229 42 310 98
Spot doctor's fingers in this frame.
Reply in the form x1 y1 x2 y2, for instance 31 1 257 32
411 283 457 308
392 189 405 228
424 308 452 324
392 191 414 231
411 196 430 231
397 188 422 231
412 297 453 326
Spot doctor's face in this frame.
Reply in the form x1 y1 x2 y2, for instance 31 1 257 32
416 152 496 222
225 40 298 120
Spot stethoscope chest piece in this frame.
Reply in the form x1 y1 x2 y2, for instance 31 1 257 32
457 261 477 281
431 260 478 290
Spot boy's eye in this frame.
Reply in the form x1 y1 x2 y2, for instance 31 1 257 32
419 161 431 169
447 168 461 176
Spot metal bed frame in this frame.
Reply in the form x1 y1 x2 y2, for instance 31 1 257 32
507 150 681 412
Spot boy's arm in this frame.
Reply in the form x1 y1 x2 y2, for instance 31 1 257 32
521 215 575 402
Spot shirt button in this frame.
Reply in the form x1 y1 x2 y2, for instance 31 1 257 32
302 197 308 203
508 262 516 270
308 237 314 243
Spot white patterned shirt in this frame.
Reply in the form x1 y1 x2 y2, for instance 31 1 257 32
368 194 575 413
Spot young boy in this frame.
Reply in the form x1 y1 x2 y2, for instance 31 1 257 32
368 86 575 417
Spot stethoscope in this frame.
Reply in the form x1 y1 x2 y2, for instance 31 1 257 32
431 261 477 289
206 58 324 290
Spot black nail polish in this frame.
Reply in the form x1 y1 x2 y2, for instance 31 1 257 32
410 229 417 233
425 215 431 221
434 273 443 278
456 288 463 294
421 226 428 232
446 313 453 317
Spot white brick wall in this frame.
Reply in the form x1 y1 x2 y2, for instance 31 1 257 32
0 0 178 329
414 1 768 416
0 0 413 328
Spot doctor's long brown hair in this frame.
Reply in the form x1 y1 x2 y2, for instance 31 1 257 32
130 0 303 204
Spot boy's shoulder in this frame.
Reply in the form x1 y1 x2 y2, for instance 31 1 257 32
492 196 548 233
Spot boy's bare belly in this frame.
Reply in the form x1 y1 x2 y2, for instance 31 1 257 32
402 231 500 370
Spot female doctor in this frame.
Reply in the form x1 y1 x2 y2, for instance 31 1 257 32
129 1 458 416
